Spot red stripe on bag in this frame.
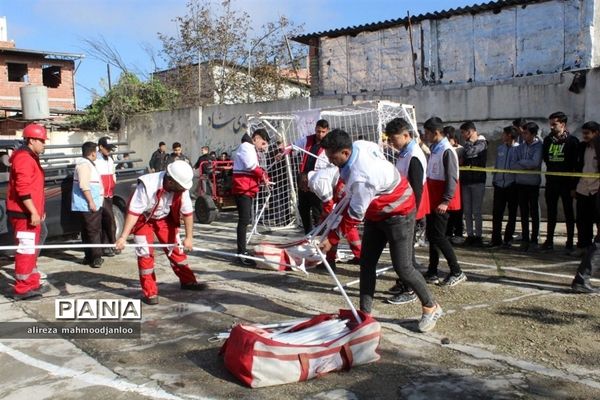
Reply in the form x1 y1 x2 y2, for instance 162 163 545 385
340 343 353 371
298 353 310 381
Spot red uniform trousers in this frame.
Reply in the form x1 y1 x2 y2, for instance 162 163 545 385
9 217 42 295
322 201 362 261
132 217 197 298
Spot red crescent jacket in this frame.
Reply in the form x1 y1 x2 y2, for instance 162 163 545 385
232 142 268 198
7 146 45 218
327 141 415 246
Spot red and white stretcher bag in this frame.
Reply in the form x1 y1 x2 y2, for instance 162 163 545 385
220 310 381 388
253 240 322 271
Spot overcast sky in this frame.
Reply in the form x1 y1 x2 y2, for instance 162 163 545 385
2 0 477 108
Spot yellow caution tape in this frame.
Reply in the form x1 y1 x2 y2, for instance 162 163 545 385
459 166 600 178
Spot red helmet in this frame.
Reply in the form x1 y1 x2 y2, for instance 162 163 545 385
23 124 48 141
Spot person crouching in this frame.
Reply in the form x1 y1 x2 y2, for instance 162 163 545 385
115 160 207 305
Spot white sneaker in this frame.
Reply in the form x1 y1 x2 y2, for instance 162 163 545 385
38 270 47 280
418 304 443 333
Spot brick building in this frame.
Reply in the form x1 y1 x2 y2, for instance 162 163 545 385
0 17 83 134
0 40 83 112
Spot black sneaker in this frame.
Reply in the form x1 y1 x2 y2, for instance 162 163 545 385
386 291 417 305
237 252 256 267
11 283 50 301
103 248 115 257
441 272 467 287
487 241 503 248
472 237 484 247
345 257 360 265
181 282 208 291
423 271 440 284
91 258 104 268
388 282 406 295
571 280 599 294
143 295 159 305
316 259 337 272
540 241 554 251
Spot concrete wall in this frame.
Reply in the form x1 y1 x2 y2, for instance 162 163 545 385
318 0 598 95
126 97 343 166
125 107 201 170
127 68 600 167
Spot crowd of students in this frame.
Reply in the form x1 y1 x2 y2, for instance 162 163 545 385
230 111 599 332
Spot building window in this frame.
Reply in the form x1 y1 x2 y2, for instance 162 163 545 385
42 65 61 88
7 62 28 82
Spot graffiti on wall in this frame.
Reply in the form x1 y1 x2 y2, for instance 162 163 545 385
208 111 248 135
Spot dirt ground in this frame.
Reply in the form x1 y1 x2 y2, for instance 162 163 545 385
0 212 598 399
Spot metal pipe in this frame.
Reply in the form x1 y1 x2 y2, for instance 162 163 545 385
313 245 362 324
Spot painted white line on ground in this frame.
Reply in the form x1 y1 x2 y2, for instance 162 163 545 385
0 342 208 400
413 255 599 283
497 279 570 291
415 254 579 270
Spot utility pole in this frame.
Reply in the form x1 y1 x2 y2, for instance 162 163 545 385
107 63 112 90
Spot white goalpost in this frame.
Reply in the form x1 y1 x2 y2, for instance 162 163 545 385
244 100 418 235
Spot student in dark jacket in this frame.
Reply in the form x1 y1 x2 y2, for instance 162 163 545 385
459 121 488 246
572 121 600 256
541 111 579 251
514 122 543 252
571 133 600 294
149 141 168 172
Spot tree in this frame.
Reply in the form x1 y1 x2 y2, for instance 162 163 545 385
69 72 178 131
158 0 306 106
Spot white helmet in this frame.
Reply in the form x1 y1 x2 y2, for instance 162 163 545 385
308 166 340 202
166 160 194 190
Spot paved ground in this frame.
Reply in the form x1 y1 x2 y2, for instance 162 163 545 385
0 212 599 400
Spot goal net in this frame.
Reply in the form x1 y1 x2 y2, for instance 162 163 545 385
244 100 417 234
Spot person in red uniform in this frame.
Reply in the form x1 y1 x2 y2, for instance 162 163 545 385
115 160 207 305
277 120 331 234
423 117 466 287
319 129 442 333
231 129 270 266
6 123 50 300
308 166 362 271
385 117 430 304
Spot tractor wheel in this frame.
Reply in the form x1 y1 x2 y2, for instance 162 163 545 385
195 195 218 224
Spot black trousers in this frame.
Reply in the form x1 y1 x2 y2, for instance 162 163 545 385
235 195 253 254
298 190 322 234
101 197 116 244
360 212 434 313
576 192 599 249
426 212 461 275
492 184 518 244
79 209 103 261
575 243 599 283
545 181 575 245
517 184 540 243
446 209 463 237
